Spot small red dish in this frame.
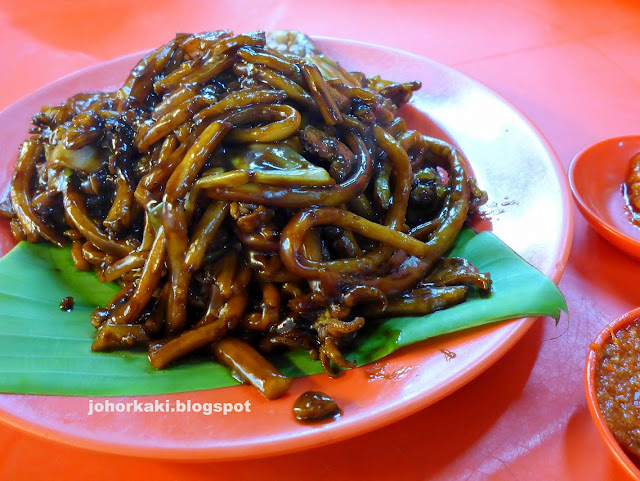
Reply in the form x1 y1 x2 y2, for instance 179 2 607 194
585 307 640 481
569 135 640 258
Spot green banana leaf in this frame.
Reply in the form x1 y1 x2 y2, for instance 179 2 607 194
0 229 566 396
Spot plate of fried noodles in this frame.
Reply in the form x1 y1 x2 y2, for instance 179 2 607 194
0 31 572 459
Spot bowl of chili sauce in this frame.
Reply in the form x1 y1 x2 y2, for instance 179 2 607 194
586 307 640 480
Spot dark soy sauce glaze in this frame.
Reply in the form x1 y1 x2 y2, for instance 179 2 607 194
293 391 341 423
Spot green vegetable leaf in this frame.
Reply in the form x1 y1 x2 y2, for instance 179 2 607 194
348 230 567 365
0 230 566 395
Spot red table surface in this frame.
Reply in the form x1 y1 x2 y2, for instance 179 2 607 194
0 0 638 479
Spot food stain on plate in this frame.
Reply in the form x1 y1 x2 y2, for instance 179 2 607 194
478 196 519 219
441 348 456 361
364 364 415 381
